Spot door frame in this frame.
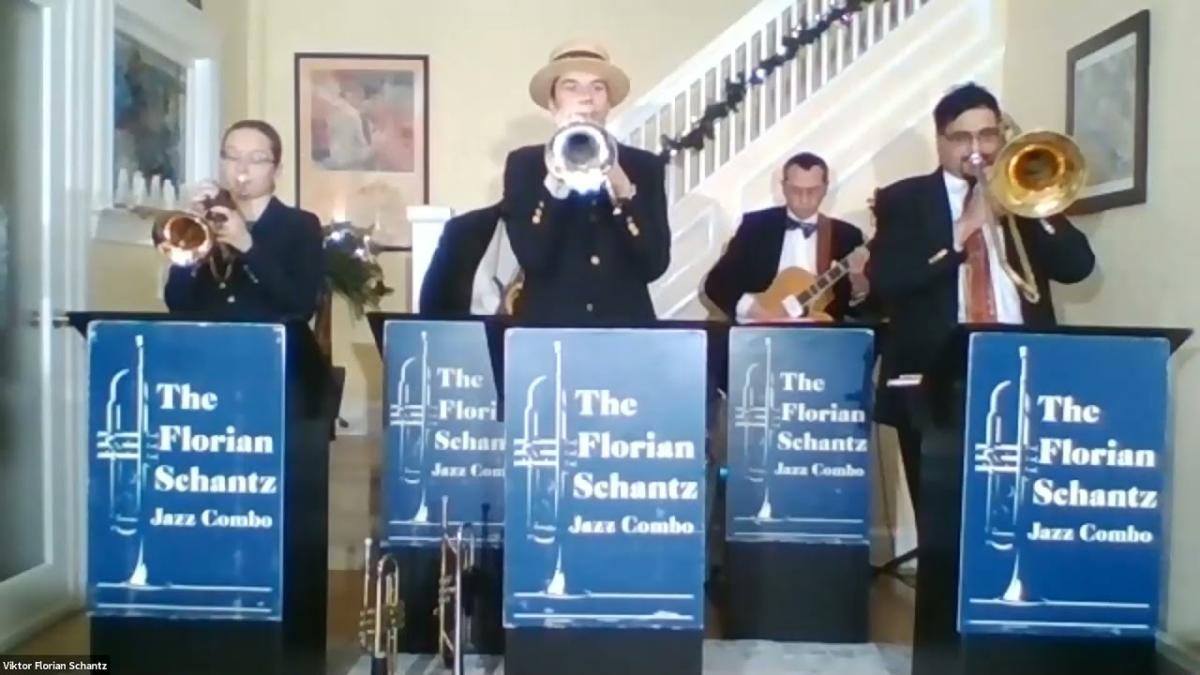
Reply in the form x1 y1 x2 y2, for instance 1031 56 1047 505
0 0 221 651
0 0 89 650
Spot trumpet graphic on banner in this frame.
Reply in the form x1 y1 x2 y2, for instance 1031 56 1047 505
733 336 775 521
390 330 433 524
513 340 578 597
973 345 1039 604
94 334 161 587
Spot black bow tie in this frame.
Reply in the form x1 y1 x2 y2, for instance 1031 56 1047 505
785 219 817 238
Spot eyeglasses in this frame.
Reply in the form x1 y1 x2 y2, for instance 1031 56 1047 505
220 151 275 166
943 127 1003 147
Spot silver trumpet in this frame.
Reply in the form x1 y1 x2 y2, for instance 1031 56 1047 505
437 496 478 674
358 537 404 675
544 119 618 194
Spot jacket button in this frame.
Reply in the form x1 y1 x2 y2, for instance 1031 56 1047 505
586 303 594 312
590 255 600 266
227 296 235 304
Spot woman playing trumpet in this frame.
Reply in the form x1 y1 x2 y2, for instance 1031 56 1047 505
161 119 325 322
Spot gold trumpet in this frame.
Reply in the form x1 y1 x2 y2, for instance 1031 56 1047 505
147 188 239 280
436 496 478 675
358 536 404 675
970 114 1088 304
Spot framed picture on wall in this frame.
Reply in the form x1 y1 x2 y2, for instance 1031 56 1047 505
94 0 220 243
1066 9 1150 215
294 53 430 249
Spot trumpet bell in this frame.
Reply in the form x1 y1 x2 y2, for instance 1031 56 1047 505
545 121 618 193
158 213 215 267
989 130 1088 219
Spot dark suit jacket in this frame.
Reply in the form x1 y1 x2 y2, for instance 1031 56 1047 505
866 168 1095 423
501 143 670 324
164 197 326 322
419 204 503 316
703 207 868 322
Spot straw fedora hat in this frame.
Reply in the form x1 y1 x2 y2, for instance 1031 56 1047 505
528 40 631 110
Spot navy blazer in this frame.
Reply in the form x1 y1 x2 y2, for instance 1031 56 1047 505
163 197 326 322
702 206 868 322
866 168 1095 424
418 203 503 316
501 143 670 324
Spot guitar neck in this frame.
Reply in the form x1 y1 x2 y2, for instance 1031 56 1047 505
795 247 862 306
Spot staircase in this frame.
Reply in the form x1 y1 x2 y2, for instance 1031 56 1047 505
608 0 1005 319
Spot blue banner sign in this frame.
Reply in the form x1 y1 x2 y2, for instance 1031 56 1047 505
725 327 874 545
503 328 707 630
958 332 1170 637
382 320 504 546
87 320 286 620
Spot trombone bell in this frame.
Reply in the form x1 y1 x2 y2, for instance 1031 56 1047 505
989 130 1088 220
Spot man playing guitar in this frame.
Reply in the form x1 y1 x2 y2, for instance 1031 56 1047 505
703 152 871 323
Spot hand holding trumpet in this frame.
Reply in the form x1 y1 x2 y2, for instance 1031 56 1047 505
187 179 254 254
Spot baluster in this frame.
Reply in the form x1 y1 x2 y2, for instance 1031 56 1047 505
699 69 709 182
883 0 893 35
822 0 831 86
777 10 788 121
849 9 860 63
718 54 731 168
690 80 702 191
662 103 681 204
866 0 876 48
772 15 782 128
836 2 846 75
681 91 691 199
739 42 751 153
805 0 816 99
682 86 692 193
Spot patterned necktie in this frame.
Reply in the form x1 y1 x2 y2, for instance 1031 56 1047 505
963 190 997 322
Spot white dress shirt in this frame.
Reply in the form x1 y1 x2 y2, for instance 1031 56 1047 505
469 218 520 315
735 210 819 321
944 171 1023 324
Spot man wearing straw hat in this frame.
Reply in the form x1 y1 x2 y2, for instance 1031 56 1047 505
502 40 671 324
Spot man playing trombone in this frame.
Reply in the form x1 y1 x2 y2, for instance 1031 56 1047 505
866 83 1096 511
501 40 671 323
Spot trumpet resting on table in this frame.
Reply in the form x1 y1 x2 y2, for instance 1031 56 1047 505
359 536 404 675
437 496 479 675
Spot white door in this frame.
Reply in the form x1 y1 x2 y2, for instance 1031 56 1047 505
0 0 87 650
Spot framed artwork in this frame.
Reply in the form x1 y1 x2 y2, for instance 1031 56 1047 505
1066 9 1150 215
294 53 430 249
95 0 219 242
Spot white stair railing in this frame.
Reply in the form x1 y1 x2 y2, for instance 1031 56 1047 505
611 0 934 205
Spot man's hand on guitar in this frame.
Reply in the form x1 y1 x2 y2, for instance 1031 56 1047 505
745 298 787 322
847 246 870 300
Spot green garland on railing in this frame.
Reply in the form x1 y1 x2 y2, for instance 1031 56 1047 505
657 0 879 162
323 222 394 319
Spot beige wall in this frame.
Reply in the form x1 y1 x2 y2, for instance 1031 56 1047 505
1003 0 1200 641
243 0 758 211
157 0 758 432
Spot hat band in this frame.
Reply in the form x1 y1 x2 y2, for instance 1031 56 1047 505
554 50 606 62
